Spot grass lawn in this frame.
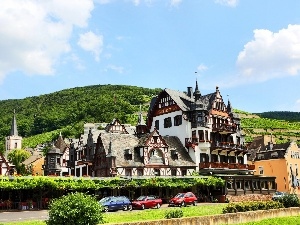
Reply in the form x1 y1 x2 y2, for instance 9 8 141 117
1 205 299 225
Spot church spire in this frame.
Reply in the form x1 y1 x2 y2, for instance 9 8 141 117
136 105 148 136
137 105 146 126
10 109 18 136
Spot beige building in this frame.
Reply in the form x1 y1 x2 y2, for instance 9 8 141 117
248 135 300 194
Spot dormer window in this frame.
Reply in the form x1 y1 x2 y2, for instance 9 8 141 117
124 148 132 160
171 150 178 160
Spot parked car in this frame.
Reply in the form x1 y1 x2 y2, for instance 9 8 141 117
99 196 132 212
169 192 198 207
272 191 286 200
131 195 163 210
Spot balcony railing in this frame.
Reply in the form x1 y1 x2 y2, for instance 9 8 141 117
199 162 255 170
211 142 247 151
212 123 236 133
185 138 199 148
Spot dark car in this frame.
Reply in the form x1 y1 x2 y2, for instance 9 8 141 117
131 195 163 210
169 192 197 207
99 196 132 212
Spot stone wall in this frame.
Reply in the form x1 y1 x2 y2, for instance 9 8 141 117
108 207 300 225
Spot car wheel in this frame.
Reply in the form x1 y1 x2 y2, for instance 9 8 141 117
128 205 132 211
156 203 161 209
123 205 128 211
193 201 197 206
104 206 109 212
180 201 185 207
141 204 145 210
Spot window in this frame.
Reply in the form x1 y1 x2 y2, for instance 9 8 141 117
181 169 187 176
171 169 177 176
137 169 143 176
57 158 60 164
155 120 159 130
174 115 182 126
164 117 172 128
198 130 204 141
14 142 17 148
259 166 264 175
125 169 132 176
154 169 160 176
205 130 209 141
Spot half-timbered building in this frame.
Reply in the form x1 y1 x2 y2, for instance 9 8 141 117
92 117 196 177
146 82 276 196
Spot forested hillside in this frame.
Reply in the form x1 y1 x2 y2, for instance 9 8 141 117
256 111 300 122
1 85 300 153
0 85 161 152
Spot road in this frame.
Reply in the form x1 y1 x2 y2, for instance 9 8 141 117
0 210 49 223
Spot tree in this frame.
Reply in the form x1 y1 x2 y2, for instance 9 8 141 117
7 149 31 175
46 192 104 225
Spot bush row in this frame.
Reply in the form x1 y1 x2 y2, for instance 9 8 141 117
222 200 284 213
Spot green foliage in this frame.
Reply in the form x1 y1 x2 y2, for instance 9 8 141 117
275 194 300 208
46 192 104 225
7 149 31 175
164 208 184 219
257 111 300 122
0 85 161 153
0 176 224 191
222 200 284 213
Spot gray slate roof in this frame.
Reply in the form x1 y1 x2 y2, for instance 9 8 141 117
98 132 196 168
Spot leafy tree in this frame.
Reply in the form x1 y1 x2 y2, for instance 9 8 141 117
7 149 31 175
46 192 104 225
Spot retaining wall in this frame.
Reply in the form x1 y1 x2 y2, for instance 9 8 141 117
108 207 300 225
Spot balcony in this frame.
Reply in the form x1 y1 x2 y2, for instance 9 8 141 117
199 162 255 171
212 123 236 134
185 138 198 148
211 142 247 152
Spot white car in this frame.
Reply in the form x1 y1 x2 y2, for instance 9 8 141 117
272 191 286 200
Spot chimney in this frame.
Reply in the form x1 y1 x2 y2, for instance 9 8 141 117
187 87 193 98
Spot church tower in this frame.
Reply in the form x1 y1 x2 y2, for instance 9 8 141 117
5 110 22 155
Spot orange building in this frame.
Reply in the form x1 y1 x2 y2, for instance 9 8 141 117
248 135 300 194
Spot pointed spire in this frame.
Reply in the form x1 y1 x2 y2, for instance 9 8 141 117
10 109 18 136
137 105 146 126
194 79 201 101
227 99 232 113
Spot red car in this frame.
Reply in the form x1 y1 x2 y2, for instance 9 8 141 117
169 192 197 207
131 195 162 210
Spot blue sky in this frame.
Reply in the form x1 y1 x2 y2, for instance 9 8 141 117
1 0 300 113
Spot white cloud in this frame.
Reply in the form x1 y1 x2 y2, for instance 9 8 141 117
170 0 182 7
78 31 104 62
105 64 125 73
235 24 300 85
0 0 94 82
197 64 208 72
215 0 238 7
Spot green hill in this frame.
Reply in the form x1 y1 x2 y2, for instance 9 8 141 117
0 84 161 152
235 110 300 144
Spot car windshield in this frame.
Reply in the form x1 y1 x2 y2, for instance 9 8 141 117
274 192 283 195
137 196 147 201
99 197 111 203
174 193 185 198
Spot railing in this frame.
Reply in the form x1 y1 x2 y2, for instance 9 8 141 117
212 123 236 133
211 142 247 151
185 138 199 147
199 162 255 170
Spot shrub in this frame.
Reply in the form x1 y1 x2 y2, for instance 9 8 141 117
222 200 284 214
276 194 300 208
164 209 184 219
46 192 104 225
